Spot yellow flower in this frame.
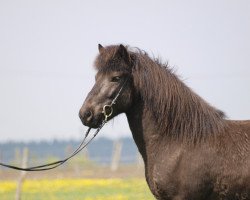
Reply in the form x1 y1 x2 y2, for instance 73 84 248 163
0 178 153 200
0 181 16 193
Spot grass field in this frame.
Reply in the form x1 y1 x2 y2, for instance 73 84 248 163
0 178 154 200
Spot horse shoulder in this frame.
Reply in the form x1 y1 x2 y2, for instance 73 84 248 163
147 144 216 199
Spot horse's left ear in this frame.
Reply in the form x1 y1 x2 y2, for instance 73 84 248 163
98 44 104 53
118 44 130 63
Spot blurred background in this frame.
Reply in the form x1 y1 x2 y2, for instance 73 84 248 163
0 0 249 199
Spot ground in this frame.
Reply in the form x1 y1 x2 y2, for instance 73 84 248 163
0 165 154 200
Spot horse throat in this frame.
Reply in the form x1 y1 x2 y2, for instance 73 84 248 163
125 98 166 165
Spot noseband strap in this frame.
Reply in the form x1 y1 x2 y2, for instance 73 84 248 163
0 79 128 171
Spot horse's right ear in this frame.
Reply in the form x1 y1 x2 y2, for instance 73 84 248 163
117 44 131 64
98 44 104 53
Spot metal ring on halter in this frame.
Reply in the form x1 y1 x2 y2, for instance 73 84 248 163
102 104 113 122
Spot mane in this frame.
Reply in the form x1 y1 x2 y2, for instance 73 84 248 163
95 45 227 143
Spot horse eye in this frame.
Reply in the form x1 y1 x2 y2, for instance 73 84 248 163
111 76 121 82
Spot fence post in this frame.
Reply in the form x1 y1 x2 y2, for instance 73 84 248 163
110 139 122 171
15 147 29 200
0 150 2 173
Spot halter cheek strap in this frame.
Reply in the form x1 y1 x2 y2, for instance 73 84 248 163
102 78 128 122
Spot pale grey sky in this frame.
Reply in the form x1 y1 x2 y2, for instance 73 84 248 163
0 0 249 141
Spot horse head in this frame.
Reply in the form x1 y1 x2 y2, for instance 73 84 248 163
79 44 135 128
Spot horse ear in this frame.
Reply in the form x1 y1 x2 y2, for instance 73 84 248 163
98 44 104 53
118 44 130 63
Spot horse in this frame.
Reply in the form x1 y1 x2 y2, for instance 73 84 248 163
79 44 250 200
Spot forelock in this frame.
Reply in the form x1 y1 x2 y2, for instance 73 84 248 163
94 45 132 73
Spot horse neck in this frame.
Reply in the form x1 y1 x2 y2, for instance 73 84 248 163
126 61 226 159
126 99 162 165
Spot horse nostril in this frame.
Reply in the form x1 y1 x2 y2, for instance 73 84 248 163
84 110 93 122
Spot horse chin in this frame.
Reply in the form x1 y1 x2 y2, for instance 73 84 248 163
87 123 100 129
82 121 100 129
84 115 103 129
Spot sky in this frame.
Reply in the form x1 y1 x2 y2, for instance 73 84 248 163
0 0 249 142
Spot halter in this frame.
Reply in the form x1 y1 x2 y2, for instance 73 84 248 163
0 79 128 171
102 78 128 122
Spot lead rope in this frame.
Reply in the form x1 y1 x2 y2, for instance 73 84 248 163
0 79 128 171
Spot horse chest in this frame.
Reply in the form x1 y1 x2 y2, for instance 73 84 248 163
145 148 216 200
145 148 184 199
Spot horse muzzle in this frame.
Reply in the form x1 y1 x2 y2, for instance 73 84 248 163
79 107 104 128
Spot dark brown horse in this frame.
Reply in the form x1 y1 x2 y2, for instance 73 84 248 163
79 44 250 200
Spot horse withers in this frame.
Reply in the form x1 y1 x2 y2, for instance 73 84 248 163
79 44 250 200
